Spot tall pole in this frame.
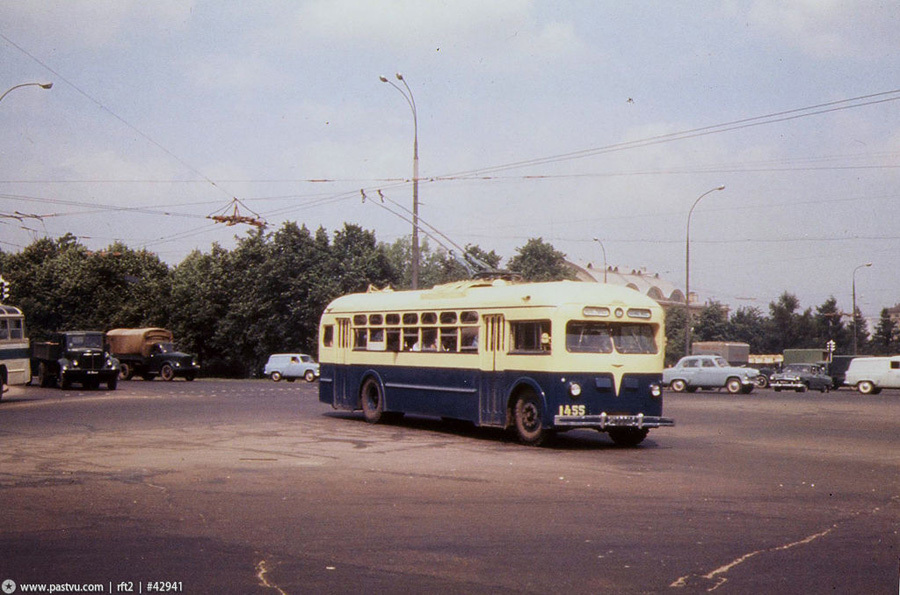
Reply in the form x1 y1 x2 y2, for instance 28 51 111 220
852 262 872 355
0 81 52 104
685 185 725 356
380 73 420 289
592 237 608 283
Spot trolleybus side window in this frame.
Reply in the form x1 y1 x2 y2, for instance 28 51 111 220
354 327 367 350
421 327 438 351
511 320 551 353
322 325 334 347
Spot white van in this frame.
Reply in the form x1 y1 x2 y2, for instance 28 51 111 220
844 356 900 394
263 353 320 382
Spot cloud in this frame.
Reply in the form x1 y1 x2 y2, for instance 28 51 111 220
747 0 899 59
284 0 587 62
1 1 194 49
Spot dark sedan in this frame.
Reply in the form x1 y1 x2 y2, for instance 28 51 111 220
771 363 832 392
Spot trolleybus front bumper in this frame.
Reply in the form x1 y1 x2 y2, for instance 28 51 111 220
553 412 675 430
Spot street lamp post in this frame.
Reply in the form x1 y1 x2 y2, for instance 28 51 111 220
852 262 872 355
0 81 52 104
684 185 725 356
380 73 420 289
592 237 608 283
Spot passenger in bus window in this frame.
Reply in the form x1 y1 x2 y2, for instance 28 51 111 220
422 328 438 351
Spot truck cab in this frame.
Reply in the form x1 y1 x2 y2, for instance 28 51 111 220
32 331 119 390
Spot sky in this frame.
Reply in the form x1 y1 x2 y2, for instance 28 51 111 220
1 1 898 321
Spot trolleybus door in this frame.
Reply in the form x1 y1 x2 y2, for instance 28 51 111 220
480 314 506 426
334 318 352 408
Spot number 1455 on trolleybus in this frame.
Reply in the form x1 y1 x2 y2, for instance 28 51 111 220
318 278 674 446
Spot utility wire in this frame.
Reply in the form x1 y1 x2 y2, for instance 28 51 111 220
0 31 236 201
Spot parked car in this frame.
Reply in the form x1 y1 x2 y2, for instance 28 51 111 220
663 355 759 394
844 356 900 394
263 353 319 382
770 363 831 393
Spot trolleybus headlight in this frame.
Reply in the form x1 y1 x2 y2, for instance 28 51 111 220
650 383 662 398
568 382 582 397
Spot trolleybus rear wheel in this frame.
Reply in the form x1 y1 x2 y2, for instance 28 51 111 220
361 378 385 424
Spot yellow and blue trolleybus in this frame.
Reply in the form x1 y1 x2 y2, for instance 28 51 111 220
318 278 673 446
0 305 30 397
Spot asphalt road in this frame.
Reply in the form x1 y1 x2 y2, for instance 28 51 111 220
0 380 897 594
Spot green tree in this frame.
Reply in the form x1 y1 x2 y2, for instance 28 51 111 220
694 301 730 342
664 306 687 365
331 223 399 294
169 245 236 375
727 306 767 354
765 292 816 353
850 305 871 355
813 297 850 353
507 238 573 282
2 235 170 340
871 308 899 355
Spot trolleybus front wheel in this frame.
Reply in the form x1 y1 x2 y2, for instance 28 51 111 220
513 391 545 446
607 427 649 447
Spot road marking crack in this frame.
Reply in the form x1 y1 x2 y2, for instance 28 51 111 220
256 559 288 595
670 497 897 591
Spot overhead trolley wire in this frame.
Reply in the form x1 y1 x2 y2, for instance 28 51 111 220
1 31 239 203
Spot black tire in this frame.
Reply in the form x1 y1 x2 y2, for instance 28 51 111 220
513 391 545 446
38 362 55 388
60 374 72 390
185 374 196 382
857 381 880 395
755 375 769 389
160 364 175 381
107 377 118 391
360 378 384 424
119 363 134 381
725 378 743 394
608 427 649 447
670 379 687 393
270 371 282 382
304 370 316 382
796 383 808 393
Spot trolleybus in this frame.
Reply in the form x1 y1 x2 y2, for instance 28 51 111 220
318 278 674 446
0 305 30 396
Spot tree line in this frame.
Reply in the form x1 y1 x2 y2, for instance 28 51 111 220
1 221 896 375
